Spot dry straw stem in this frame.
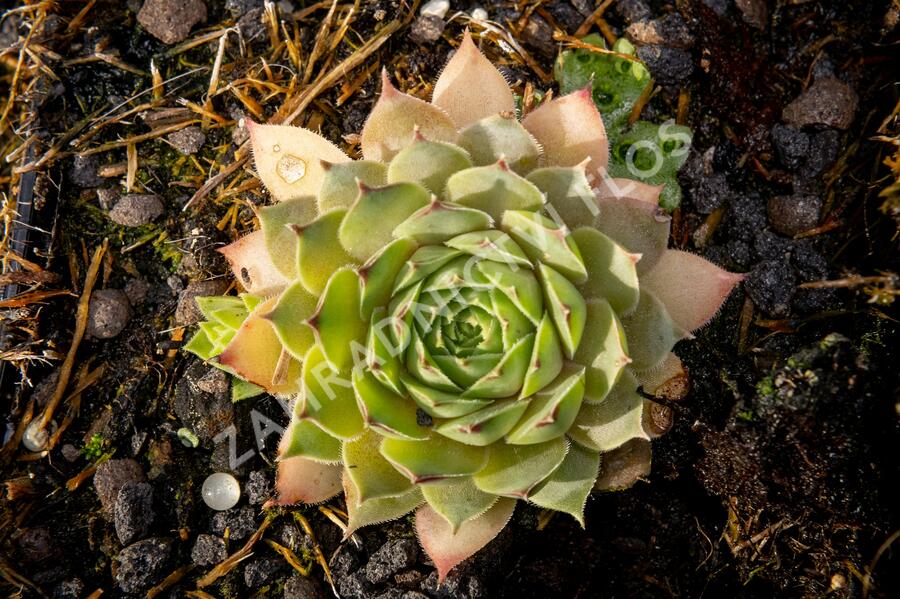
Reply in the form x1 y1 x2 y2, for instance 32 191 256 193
196 513 276 587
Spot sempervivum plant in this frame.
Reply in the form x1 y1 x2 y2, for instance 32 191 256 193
185 33 742 580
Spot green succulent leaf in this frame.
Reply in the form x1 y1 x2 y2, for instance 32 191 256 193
421 477 498 533
463 334 535 399
196 295 247 325
527 442 599 526
393 200 493 245
393 246 462 293
310 267 366 371
300 344 364 440
352 367 429 440
402 374 491 418
344 475 424 536
435 398 531 446
619 290 686 372
507 364 585 445
519 311 564 398
473 437 569 498
279 416 342 463
366 308 405 395
457 114 541 174
231 378 264 402
259 196 317 278
445 163 545 221
574 299 630 403
568 369 649 452
266 280 318 361
501 210 588 283
294 208 356 295
343 429 414 502
571 227 640 315
380 435 488 482
387 136 474 194
339 181 430 262
527 166 597 230
359 237 419 321
477 260 543 324
537 263 586 360
445 230 531 268
317 160 387 213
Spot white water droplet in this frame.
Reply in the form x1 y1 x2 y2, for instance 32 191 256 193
22 419 56 452
421 0 449 18
276 154 307 184
272 144 281 152
202 472 241 511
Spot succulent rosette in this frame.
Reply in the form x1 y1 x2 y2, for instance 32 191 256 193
185 33 742 580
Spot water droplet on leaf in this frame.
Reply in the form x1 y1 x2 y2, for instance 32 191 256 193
276 154 307 184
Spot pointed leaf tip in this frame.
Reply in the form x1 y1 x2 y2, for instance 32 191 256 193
273 456 342 505
431 30 516 129
415 497 516 583
218 230 288 296
641 250 743 333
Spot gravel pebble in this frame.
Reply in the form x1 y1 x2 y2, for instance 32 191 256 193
421 570 487 599
409 15 445 44
745 260 797 317
284 574 328 599
96 187 120 210
626 14 694 48
365 538 419 584
635 45 693 86
115 537 172 593
52 578 85 599
68 154 102 188
521 14 555 56
783 76 858 130
61 443 80 462
167 126 206 155
767 193 822 236
175 279 229 325
108 193 164 227
174 362 234 441
615 0 651 23
87 289 132 339
244 556 284 588
225 0 263 18
211 505 257 541
114 482 154 544
246 469 272 505
735 0 768 29
17 527 56 563
124 278 151 306
138 0 207 44
191 533 227 566
94 458 147 517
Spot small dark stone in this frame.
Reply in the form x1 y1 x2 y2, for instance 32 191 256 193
337 570 372 599
365 538 420 584
191 533 227 566
87 289 132 339
114 482 154 544
175 279 229 325
767 193 822 237
52 578 84 599
700 0 729 16
803 129 841 179
61 443 80 462
735 0 768 29
626 14 694 48
546 3 583 32
615 0 651 23
521 14 555 56
108 193 164 227
244 556 284 588
17 527 56 564
415 408 433 427
237 7 266 40
745 260 797 317
211 506 257 541
94 458 147 517
124 278 151 306
771 124 810 172
166 126 206 155
635 45 693 87
246 469 272 505
409 15 445 45
690 172 731 214
284 574 328 599
753 229 792 262
115 537 172 593
225 0 263 18
138 0 207 45
96 187 120 210
725 239 752 270
725 193 768 243
68 154 102 188
174 362 234 441
421 570 487 599
783 77 858 130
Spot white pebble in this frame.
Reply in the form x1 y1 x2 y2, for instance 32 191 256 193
421 0 450 19
202 472 241 511
471 7 488 21
22 419 56 452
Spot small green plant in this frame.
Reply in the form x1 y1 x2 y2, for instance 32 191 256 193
82 433 106 461
184 33 740 581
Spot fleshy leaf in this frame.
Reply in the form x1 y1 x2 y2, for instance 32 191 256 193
359 237 419 320
344 473 424 537
308 267 367 371
507 364 585 445
527 442 600 526
473 437 569 497
246 120 349 202
528 165 598 229
445 230 531 268
387 135 474 194
445 163 545 222
568 369 649 452
380 435 488 482
521 88 609 180
519 312 564 398
394 200 493 245
362 70 457 162
619 290 687 371
635 352 690 402
640 249 743 333
462 335 535 399
258 197 317 278
421 478 498 533
219 231 288 297
431 31 516 129
317 160 387 213
435 398 531 446
593 196 670 274
501 210 588 283
343 429 414 503
537 263 586 360
594 438 651 492
477 260 542 324
266 280 317 361
273 456 342 505
278 413 342 463
232 379 264 401
393 246 462 293
458 114 540 174
366 307 404 394
573 299 630 403
595 177 664 205
217 297 300 393
416 497 516 583
402 375 491 418
294 209 356 295
300 344 364 440
352 367 429 440
339 181 430 262
571 227 640 315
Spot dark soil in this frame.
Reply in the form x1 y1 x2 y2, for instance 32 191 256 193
1 1 899 598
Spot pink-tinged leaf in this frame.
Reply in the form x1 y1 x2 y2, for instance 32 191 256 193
246 120 349 202
272 456 342 505
593 438 651 492
634 352 690 402
521 88 609 180
594 177 664 205
431 30 516 129
593 196 670 274
361 70 458 162
640 250 743 333
217 297 300 393
415 497 516 583
218 230 288 297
